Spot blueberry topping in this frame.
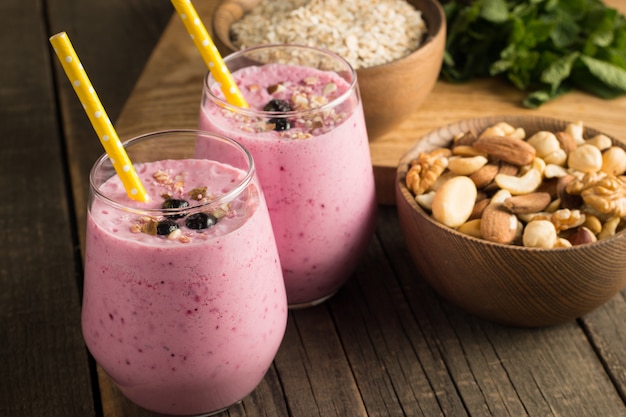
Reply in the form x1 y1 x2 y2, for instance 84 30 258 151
156 219 179 235
263 99 293 131
263 99 292 113
269 117 291 131
162 199 189 219
185 213 218 230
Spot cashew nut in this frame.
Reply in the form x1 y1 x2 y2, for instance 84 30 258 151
491 189 513 204
452 145 487 157
494 157 545 195
545 198 562 213
415 190 435 211
544 163 568 178
598 216 621 240
479 122 526 141
457 219 482 238
582 214 603 235
447 155 488 176
565 120 585 145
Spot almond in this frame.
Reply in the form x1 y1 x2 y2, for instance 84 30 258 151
469 197 489 220
498 161 520 176
480 203 518 244
555 131 577 153
469 163 499 188
472 135 536 166
503 192 552 214
483 161 519 192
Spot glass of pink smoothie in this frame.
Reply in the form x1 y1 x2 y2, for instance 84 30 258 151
82 130 288 416
199 44 377 308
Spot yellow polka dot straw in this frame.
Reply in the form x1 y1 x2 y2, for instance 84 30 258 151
49 32 149 203
171 0 249 108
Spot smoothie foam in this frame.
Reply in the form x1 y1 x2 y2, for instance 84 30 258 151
82 158 287 415
200 62 377 305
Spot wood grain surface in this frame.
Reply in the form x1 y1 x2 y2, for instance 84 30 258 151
0 1 95 414
5 0 626 416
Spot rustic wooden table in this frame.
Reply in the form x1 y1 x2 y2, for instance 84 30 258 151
3 0 626 416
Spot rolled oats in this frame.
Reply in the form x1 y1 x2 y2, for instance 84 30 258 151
229 0 427 70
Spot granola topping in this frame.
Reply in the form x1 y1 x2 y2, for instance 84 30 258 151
127 169 231 243
218 68 349 139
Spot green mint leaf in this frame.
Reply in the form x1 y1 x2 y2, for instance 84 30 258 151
557 0 587 20
523 90 552 108
481 0 509 23
523 83 572 108
586 8 618 48
440 0 626 106
579 55 626 91
551 11 581 48
526 19 555 44
540 52 580 93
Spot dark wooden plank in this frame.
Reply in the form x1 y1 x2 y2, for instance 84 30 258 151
0 0 95 415
330 237 470 417
581 294 626 401
45 1 174 415
376 205 626 416
274 308 368 416
46 0 175 247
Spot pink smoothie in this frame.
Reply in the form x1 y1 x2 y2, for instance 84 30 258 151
199 63 377 306
82 158 287 415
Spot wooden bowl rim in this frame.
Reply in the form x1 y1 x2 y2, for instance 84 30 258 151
396 114 626 252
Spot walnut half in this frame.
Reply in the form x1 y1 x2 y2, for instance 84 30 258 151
581 176 626 217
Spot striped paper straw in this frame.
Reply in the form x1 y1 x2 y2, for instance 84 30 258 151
171 0 249 108
49 32 149 203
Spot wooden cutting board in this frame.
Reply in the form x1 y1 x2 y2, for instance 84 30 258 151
115 0 626 205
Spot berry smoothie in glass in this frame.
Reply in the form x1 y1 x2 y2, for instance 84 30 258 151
82 130 287 416
199 44 377 308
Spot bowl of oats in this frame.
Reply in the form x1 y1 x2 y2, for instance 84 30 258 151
395 115 626 327
212 0 446 139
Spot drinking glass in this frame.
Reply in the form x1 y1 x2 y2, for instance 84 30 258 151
199 44 377 308
82 130 287 416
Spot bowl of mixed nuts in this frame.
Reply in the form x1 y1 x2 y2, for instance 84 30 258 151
212 0 446 140
396 115 626 327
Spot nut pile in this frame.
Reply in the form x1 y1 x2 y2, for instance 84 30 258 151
229 0 427 70
405 121 626 248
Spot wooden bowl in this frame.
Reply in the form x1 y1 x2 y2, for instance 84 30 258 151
395 115 626 327
212 0 446 140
